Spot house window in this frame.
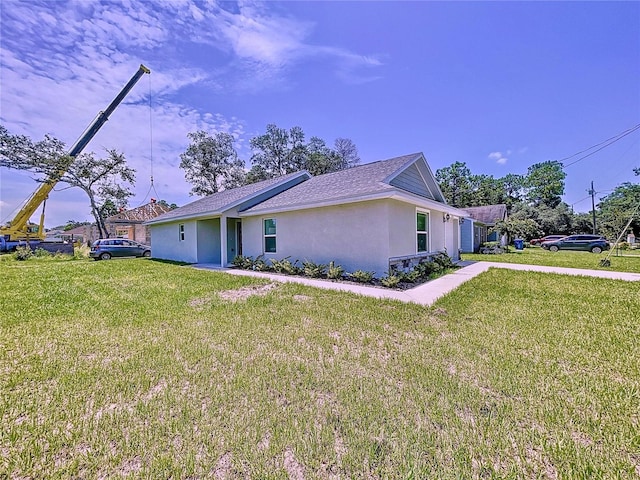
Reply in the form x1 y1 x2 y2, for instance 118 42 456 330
417 211 429 252
179 224 185 241
264 218 276 253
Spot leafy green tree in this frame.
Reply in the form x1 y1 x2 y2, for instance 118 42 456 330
245 165 270 185
597 183 640 239
435 161 473 207
498 173 526 211
180 131 244 196
333 137 360 169
305 137 341 176
1 125 135 238
493 218 541 243
249 124 307 177
524 160 566 207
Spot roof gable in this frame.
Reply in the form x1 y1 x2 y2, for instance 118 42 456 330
386 155 445 203
242 152 447 214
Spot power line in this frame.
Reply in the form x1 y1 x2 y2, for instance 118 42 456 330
561 123 640 168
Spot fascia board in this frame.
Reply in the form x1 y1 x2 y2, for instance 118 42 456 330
144 171 311 226
145 212 222 225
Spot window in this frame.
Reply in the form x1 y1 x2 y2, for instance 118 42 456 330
417 211 429 252
264 218 276 253
179 224 185 241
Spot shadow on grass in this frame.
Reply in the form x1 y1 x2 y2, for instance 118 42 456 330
148 258 192 266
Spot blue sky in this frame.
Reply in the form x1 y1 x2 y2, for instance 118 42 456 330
1 0 639 228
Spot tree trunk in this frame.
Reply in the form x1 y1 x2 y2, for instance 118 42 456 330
86 190 108 239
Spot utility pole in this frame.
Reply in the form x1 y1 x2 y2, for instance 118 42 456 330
589 181 597 234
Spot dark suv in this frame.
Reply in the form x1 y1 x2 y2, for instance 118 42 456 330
90 239 151 260
541 235 609 254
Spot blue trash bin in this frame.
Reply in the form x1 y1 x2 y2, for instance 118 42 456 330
514 238 524 250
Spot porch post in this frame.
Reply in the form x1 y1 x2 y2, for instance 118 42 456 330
220 215 227 267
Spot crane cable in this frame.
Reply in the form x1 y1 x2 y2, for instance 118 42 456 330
136 72 160 206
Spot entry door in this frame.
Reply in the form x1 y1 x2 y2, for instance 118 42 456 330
236 221 242 256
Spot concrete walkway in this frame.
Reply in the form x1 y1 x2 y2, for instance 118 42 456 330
193 262 640 307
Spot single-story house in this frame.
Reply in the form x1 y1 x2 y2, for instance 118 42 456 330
459 204 507 252
146 153 469 277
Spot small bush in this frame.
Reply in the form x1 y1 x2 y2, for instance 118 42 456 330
433 252 454 269
13 246 32 261
327 261 344 280
380 273 401 288
270 257 302 275
349 270 375 283
33 248 51 258
253 255 271 272
303 260 327 278
414 260 442 279
73 244 90 259
397 269 421 283
231 255 255 270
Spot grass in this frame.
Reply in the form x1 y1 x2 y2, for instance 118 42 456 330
1 258 639 478
463 246 640 273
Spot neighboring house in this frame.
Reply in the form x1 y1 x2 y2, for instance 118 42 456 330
105 200 174 245
56 201 173 245
459 204 508 252
146 153 469 277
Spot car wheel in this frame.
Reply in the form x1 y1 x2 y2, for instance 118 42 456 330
100 252 112 260
143 250 151 257
549 245 559 252
591 246 603 254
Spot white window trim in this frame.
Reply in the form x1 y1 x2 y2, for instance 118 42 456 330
179 223 185 241
263 218 277 254
416 209 430 253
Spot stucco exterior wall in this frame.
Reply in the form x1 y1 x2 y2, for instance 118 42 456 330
197 219 221 264
242 200 392 276
150 221 199 263
242 199 460 275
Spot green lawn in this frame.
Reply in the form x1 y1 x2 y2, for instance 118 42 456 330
1 258 639 478
463 246 640 273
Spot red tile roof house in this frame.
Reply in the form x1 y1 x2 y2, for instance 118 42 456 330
145 153 469 277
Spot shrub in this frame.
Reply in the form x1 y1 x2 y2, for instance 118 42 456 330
327 261 344 280
397 269 421 283
349 270 375 283
270 257 302 275
433 252 454 269
33 247 51 258
73 244 90 260
231 255 255 270
380 273 401 288
13 246 32 261
414 260 442 280
303 260 327 278
253 255 271 272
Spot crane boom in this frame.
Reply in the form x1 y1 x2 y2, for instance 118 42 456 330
1 64 150 248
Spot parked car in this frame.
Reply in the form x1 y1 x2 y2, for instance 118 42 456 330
90 239 151 260
530 235 566 246
541 235 610 253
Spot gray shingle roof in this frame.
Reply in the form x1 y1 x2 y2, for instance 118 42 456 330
146 171 308 224
242 153 423 213
463 204 507 225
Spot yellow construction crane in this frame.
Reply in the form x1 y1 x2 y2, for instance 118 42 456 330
1 64 150 252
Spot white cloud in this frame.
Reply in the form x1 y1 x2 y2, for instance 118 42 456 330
488 151 508 165
0 0 382 226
